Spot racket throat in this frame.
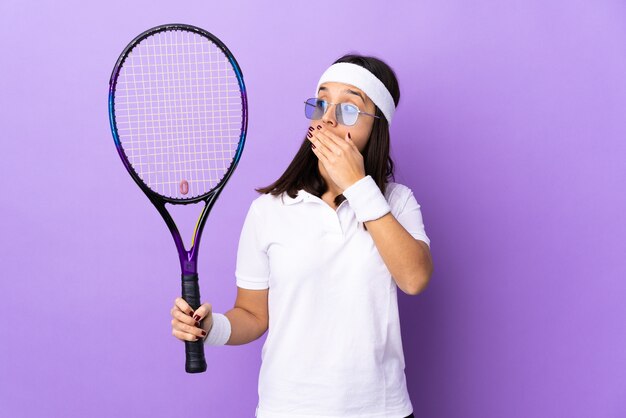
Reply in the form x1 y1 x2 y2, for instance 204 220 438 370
180 256 198 275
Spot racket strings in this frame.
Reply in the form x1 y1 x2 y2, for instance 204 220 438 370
113 29 244 199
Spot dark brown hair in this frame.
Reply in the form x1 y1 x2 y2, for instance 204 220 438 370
255 53 400 208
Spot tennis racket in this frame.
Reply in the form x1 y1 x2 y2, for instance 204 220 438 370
108 23 248 373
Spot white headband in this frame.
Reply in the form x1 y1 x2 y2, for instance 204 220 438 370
315 62 396 125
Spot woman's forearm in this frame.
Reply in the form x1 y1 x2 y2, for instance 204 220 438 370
365 213 433 295
222 307 268 345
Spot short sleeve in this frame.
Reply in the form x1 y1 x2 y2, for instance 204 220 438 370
396 188 431 248
235 202 270 289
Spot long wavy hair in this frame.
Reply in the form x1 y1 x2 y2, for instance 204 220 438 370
255 53 400 210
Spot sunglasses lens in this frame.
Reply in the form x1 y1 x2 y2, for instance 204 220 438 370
339 103 359 126
305 98 325 120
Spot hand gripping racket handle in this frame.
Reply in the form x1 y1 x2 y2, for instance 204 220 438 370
182 273 207 373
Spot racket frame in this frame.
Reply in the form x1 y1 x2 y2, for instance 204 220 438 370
108 23 248 275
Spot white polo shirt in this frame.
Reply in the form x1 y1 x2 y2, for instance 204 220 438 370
235 177 430 418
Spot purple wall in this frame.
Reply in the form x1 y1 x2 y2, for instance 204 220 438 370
1 0 625 417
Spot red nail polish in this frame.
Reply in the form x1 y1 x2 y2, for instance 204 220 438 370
316 125 322 130
201 330 207 336
193 314 200 321
307 132 312 138
311 143 316 149
348 132 351 139
308 126 314 131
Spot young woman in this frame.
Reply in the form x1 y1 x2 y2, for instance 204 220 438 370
171 54 433 418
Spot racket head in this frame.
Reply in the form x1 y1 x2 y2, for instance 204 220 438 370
108 24 248 204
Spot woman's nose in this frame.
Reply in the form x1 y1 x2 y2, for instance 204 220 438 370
321 103 338 126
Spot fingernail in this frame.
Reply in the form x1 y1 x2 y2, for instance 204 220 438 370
307 132 312 138
201 330 207 336
193 314 201 321
195 321 200 327
316 125 322 130
308 126 314 132
189 311 194 316
311 143 316 149
348 132 351 139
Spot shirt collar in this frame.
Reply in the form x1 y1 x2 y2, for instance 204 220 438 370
281 189 351 212
281 189 313 206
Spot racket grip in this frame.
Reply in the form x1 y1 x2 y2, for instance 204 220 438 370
182 273 207 373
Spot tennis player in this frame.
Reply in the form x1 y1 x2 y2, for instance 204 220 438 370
171 53 433 418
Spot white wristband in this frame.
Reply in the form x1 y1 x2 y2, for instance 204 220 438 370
203 313 231 346
342 175 391 222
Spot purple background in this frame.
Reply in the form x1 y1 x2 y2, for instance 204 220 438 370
1 1 625 417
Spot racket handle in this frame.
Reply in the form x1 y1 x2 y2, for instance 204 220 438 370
182 273 207 373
